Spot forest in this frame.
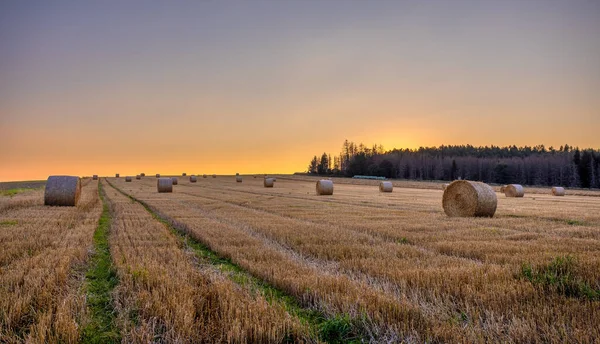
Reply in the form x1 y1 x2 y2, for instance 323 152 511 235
307 140 600 188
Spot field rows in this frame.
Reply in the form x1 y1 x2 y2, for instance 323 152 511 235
1 175 599 342
0 179 101 343
281 175 600 198
114 175 600 342
101 180 305 342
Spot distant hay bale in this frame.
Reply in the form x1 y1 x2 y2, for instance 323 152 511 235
212 174 216 178
171 177 178 185
190 175 197 182
182 173 186 176
115 174 119 178
236 176 242 183
236 172 239 176
156 174 160 178
140 173 145 177
442 183 449 190
316 180 334 195
264 178 274 188
44 176 81 206
125 176 132 182
92 175 98 180
253 175 257 178
499 185 507 193
273 177 277 182
136 175 141 180
552 187 565 196
379 181 393 193
157 178 173 193
203 174 207 178
442 180 497 217
504 184 524 197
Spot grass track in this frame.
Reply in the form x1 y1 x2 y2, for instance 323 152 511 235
104 178 365 343
81 181 120 343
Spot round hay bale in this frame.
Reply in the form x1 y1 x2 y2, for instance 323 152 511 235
171 177 178 185
212 174 216 178
140 173 145 177
504 184 524 197
552 187 565 196
379 181 393 192
157 178 173 193
92 175 98 180
182 173 186 176
136 175 141 180
253 175 257 178
115 174 119 178
125 176 132 182
190 175 197 182
442 180 497 217
203 174 207 178
264 178 274 188
499 185 507 193
316 180 334 195
442 183 449 190
44 176 81 206
156 174 160 178
236 176 242 183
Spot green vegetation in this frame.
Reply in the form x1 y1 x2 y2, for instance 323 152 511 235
105 179 365 343
507 214 588 226
81 182 120 343
565 219 585 226
521 256 600 301
0 220 18 226
0 188 32 197
0 181 45 197
396 237 410 244
308 140 600 189
319 314 363 344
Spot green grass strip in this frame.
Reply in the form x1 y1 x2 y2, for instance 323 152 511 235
520 255 600 301
0 220 18 226
104 179 366 343
0 188 36 197
81 181 120 343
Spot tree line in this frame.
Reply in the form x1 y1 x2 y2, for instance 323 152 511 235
307 140 600 188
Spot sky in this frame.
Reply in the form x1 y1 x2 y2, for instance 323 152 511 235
1 0 599 181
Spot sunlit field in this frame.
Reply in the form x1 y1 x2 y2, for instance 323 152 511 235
1 175 599 343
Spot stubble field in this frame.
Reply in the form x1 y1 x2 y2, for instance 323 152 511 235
1 175 599 343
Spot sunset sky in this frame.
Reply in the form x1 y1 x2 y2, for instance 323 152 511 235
1 1 599 181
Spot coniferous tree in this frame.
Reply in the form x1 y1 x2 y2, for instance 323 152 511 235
306 141 599 188
450 159 458 180
579 150 592 188
317 153 329 175
308 156 318 174
574 149 581 166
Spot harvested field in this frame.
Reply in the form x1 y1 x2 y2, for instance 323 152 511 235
0 178 101 342
102 180 307 342
1 176 599 343
106 175 600 342
284 175 600 197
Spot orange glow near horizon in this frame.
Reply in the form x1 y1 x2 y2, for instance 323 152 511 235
1 2 599 182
